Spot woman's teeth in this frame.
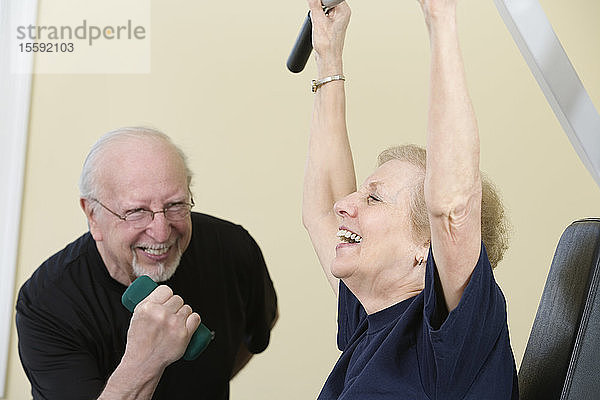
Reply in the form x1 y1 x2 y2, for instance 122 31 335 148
337 229 362 243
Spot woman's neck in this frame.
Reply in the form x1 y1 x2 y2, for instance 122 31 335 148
344 273 425 314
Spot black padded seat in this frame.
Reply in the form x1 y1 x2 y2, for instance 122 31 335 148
519 218 600 399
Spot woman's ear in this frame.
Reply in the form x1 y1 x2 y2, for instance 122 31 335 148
414 239 430 267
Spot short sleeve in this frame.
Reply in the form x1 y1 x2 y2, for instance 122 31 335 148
238 230 278 354
336 281 367 351
16 287 105 400
418 243 514 399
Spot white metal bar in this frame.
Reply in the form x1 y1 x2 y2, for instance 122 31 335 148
494 0 600 188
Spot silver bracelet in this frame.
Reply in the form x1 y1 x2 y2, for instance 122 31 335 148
311 74 345 93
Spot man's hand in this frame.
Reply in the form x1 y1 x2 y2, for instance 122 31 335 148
98 285 201 400
125 285 201 369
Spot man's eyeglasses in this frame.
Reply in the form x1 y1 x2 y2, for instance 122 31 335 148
91 198 195 229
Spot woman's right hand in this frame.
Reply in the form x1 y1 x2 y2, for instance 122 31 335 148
306 0 351 77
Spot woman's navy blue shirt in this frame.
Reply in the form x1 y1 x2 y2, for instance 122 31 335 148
318 243 519 399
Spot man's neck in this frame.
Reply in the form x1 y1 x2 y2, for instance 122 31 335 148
96 242 135 286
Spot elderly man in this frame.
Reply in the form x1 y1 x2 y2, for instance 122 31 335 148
16 127 278 400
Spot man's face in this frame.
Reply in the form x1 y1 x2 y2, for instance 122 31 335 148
83 136 193 284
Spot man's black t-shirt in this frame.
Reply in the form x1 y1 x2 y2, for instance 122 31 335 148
16 212 277 400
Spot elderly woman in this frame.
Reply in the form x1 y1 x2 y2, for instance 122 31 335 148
302 0 518 398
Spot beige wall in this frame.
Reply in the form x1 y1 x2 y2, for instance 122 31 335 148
5 0 600 398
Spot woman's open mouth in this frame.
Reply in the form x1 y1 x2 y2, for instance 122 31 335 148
337 228 362 244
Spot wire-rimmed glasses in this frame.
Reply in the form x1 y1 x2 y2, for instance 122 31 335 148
91 198 194 229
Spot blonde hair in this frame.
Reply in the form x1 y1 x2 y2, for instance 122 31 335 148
377 144 509 269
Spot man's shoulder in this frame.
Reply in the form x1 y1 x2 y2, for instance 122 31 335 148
191 212 251 238
18 232 97 304
191 211 241 227
187 212 263 262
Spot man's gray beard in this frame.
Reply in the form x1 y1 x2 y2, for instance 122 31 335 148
131 243 182 282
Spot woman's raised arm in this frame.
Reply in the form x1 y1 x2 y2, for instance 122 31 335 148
302 0 354 294
421 0 483 311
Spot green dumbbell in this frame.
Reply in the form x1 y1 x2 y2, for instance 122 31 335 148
121 275 214 361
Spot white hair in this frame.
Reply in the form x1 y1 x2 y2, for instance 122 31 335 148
78 127 193 203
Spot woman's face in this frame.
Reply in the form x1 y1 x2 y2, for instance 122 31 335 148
332 160 427 291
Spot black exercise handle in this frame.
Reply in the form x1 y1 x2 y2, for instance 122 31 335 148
286 11 313 73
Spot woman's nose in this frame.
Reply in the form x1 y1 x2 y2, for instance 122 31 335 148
334 192 358 218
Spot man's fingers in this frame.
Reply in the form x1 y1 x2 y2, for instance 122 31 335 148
186 312 202 334
176 304 193 318
133 285 173 312
147 285 173 303
163 294 184 313
134 284 200 338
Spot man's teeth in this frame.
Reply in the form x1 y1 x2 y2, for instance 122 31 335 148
142 247 169 255
337 229 362 243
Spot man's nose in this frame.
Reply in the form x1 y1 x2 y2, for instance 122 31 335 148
146 211 171 242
